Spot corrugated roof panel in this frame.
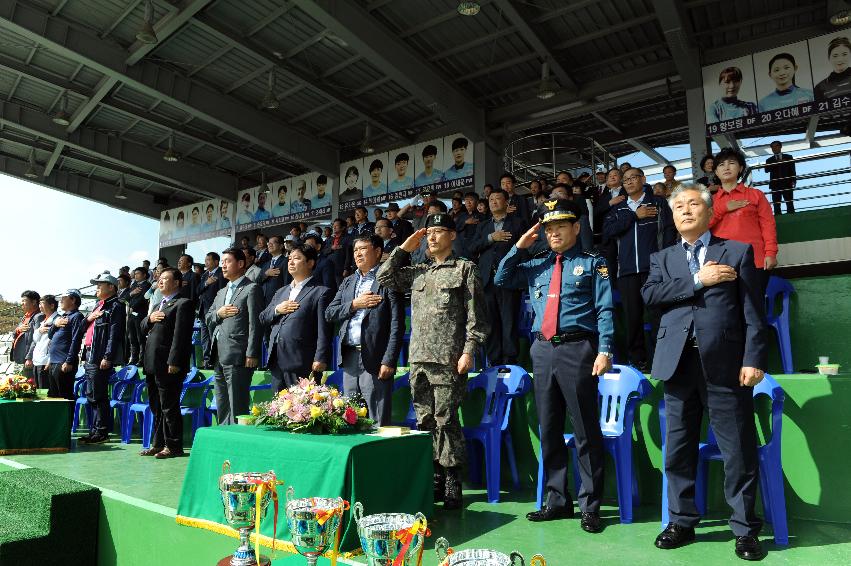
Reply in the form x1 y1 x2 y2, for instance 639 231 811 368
300 105 356 132
188 145 227 164
9 77 56 110
55 0 131 37
72 66 106 90
121 120 165 146
194 47 269 92
0 68 20 96
86 105 139 133
148 100 193 124
28 47 86 79
110 84 160 110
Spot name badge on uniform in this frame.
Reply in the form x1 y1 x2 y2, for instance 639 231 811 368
572 265 584 276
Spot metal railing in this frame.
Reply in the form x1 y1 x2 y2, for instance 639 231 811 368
744 147 851 213
504 131 617 188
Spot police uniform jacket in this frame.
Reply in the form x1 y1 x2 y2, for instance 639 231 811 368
494 243 614 352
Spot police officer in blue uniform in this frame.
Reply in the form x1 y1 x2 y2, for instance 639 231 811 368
495 199 614 533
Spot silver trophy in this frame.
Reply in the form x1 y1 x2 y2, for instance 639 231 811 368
352 501 428 565
218 460 280 566
435 538 547 566
284 486 346 565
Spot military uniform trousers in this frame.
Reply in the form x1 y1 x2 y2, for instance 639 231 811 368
663 341 762 537
409 362 467 468
531 337 604 513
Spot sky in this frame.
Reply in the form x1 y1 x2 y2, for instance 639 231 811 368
0 174 159 302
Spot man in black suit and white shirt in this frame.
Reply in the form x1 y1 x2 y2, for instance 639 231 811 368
261 244 332 392
325 235 404 425
140 268 194 458
258 235 290 305
206 249 263 425
472 189 528 365
641 185 769 561
197 252 226 368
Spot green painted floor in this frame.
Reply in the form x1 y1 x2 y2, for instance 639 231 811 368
3 436 850 565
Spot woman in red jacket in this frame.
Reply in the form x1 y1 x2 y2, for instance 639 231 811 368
709 148 778 297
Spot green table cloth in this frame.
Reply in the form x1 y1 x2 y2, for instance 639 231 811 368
0 399 73 455
176 425 433 554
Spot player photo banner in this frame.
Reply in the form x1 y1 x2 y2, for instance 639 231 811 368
159 198 234 248
703 32 851 136
337 134 475 212
234 174 332 233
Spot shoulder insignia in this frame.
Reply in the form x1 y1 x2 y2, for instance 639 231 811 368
596 264 609 279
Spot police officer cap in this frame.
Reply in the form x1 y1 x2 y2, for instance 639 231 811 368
538 198 582 224
425 212 455 231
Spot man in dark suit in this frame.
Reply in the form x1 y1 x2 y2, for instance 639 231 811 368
500 172 531 223
196 252 226 368
641 185 769 561
454 192 486 259
325 234 405 425
177 253 199 307
47 290 86 400
255 233 271 266
322 218 352 286
140 268 194 459
260 244 332 392
353 206 375 235
593 168 626 281
374 218 401 262
765 140 796 215
385 202 413 241
258 235 290 306
206 249 263 425
472 189 528 365
126 267 151 365
303 233 337 293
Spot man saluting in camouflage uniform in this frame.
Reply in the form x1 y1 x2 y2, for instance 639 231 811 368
377 212 488 509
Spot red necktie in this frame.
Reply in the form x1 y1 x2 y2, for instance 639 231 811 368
540 254 563 340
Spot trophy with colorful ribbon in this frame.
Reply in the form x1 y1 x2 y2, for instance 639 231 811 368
284 486 348 565
352 501 430 566
218 460 281 566
435 538 546 566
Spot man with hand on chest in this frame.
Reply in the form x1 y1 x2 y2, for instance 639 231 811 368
140 268 194 459
325 234 405 426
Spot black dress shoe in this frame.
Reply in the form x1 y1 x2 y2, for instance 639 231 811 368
526 505 574 522
735 536 766 561
655 523 696 549
580 512 603 533
139 447 162 456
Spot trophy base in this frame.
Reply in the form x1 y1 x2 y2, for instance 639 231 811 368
216 555 270 566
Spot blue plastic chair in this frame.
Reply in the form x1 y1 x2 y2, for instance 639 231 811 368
180 374 214 440
190 320 202 368
391 371 417 428
71 371 92 433
765 276 794 374
463 365 532 504
517 292 535 344
536 364 652 523
123 380 153 448
109 365 140 439
659 374 788 545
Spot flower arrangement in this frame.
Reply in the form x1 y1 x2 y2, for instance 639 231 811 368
0 375 39 400
252 378 373 434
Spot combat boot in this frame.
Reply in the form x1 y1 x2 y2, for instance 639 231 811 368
443 467 463 510
433 462 445 503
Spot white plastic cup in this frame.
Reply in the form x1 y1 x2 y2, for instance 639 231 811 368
819 356 830 365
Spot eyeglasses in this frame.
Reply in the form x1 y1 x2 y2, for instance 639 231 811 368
426 228 449 236
623 175 642 182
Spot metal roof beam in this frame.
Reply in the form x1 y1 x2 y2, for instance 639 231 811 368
126 0 216 66
43 140 64 177
493 0 578 93
0 152 162 218
489 61 678 126
191 15 407 142
0 52 297 176
652 0 701 89
0 0 339 174
591 111 623 135
0 100 240 200
552 15 657 50
626 138 668 165
293 0 485 141
245 0 295 37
